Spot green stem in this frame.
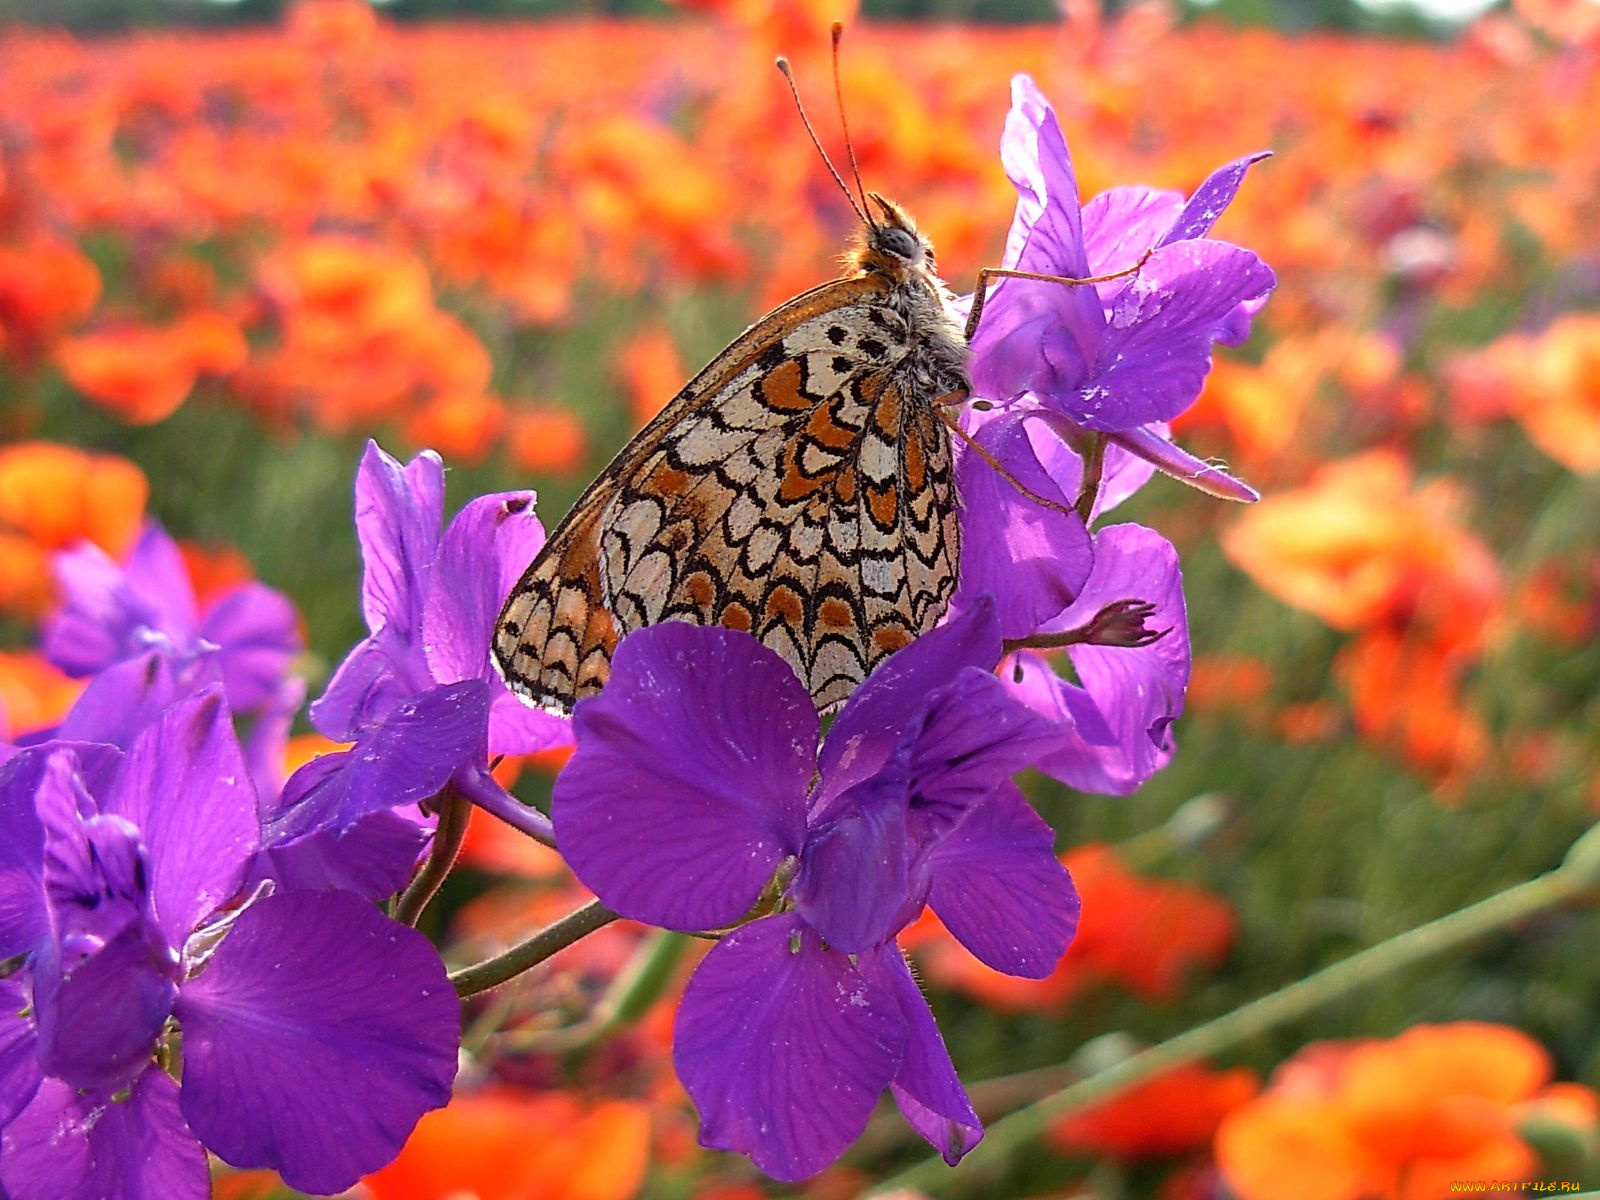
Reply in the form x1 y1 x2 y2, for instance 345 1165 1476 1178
394 787 471 927
875 837 1600 1196
450 898 619 998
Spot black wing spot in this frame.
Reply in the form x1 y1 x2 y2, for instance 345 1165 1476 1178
826 325 848 346
859 337 887 359
831 355 853 375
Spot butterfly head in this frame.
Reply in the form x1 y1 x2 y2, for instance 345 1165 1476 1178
853 191 939 283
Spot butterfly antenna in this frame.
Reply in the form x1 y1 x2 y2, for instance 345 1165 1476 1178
830 24 872 223
776 55 870 226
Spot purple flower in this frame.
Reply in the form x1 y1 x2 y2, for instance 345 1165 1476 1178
1003 523 1192 795
0 690 459 1198
43 521 300 714
264 442 569 889
969 74 1274 428
553 600 1079 1180
964 75 1272 499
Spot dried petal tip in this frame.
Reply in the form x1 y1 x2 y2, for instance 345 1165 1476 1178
1081 599 1167 648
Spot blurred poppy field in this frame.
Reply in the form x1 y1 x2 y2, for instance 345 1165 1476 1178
4 0 1600 1196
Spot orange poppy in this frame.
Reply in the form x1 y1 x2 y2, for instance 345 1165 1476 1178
1217 1023 1597 1200
364 1089 651 1200
0 442 147 616
1052 1060 1260 1160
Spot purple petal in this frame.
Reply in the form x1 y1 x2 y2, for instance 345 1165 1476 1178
554 625 813 931
0 1069 209 1200
53 651 222 751
1106 425 1259 503
242 676 306 802
102 688 258 947
33 764 177 1092
950 415 1093 641
1071 240 1277 431
879 948 982 1165
793 750 912 954
674 914 906 1182
816 598 1001 815
1082 185 1184 279
197 583 301 713
355 442 445 639
0 977 41 1126
271 681 488 843
250 809 429 901
968 76 1104 408
1021 525 1191 795
308 634 416 742
924 781 1079 977
422 491 544 687
43 524 199 679
175 890 458 1194
34 921 176 1093
905 671 1056 851
0 749 51 959
486 686 573 757
1160 151 1272 246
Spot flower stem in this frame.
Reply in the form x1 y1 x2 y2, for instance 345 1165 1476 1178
874 830 1600 1195
1073 432 1106 522
394 786 471 927
450 897 620 998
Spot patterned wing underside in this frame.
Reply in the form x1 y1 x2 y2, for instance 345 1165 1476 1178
493 280 961 714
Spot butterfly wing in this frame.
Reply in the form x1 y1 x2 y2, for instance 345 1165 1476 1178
494 274 961 714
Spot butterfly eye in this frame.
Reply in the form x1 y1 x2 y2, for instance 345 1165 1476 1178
881 227 918 260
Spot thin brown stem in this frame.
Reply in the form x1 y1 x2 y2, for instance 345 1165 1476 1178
394 787 471 927
450 898 621 998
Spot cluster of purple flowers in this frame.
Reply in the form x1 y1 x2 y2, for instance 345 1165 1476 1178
0 74 1269 1195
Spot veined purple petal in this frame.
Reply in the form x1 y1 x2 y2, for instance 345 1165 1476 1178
816 598 1001 817
175 890 458 1195
1106 425 1259 503
354 442 444 640
879 948 982 1165
554 625 813 931
197 582 301 713
950 415 1093 641
38 764 147 951
1027 525 1191 795
250 809 429 901
53 651 222 752
1161 151 1272 246
793 749 912 954
1082 185 1184 281
968 76 1103 408
272 680 488 843
422 491 544 687
924 781 1079 977
1072 240 1276 431
34 772 177 1092
905 670 1056 851
674 914 906 1182
243 676 306 802
0 976 41 1127
34 921 176 1093
486 686 572 758
0 1069 209 1200
0 749 51 959
101 689 258 947
308 634 415 742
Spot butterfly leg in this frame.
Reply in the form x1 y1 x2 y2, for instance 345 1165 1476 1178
963 249 1154 341
934 402 1079 522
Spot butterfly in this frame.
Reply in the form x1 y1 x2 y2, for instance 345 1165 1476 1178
493 43 1119 716
494 187 968 716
